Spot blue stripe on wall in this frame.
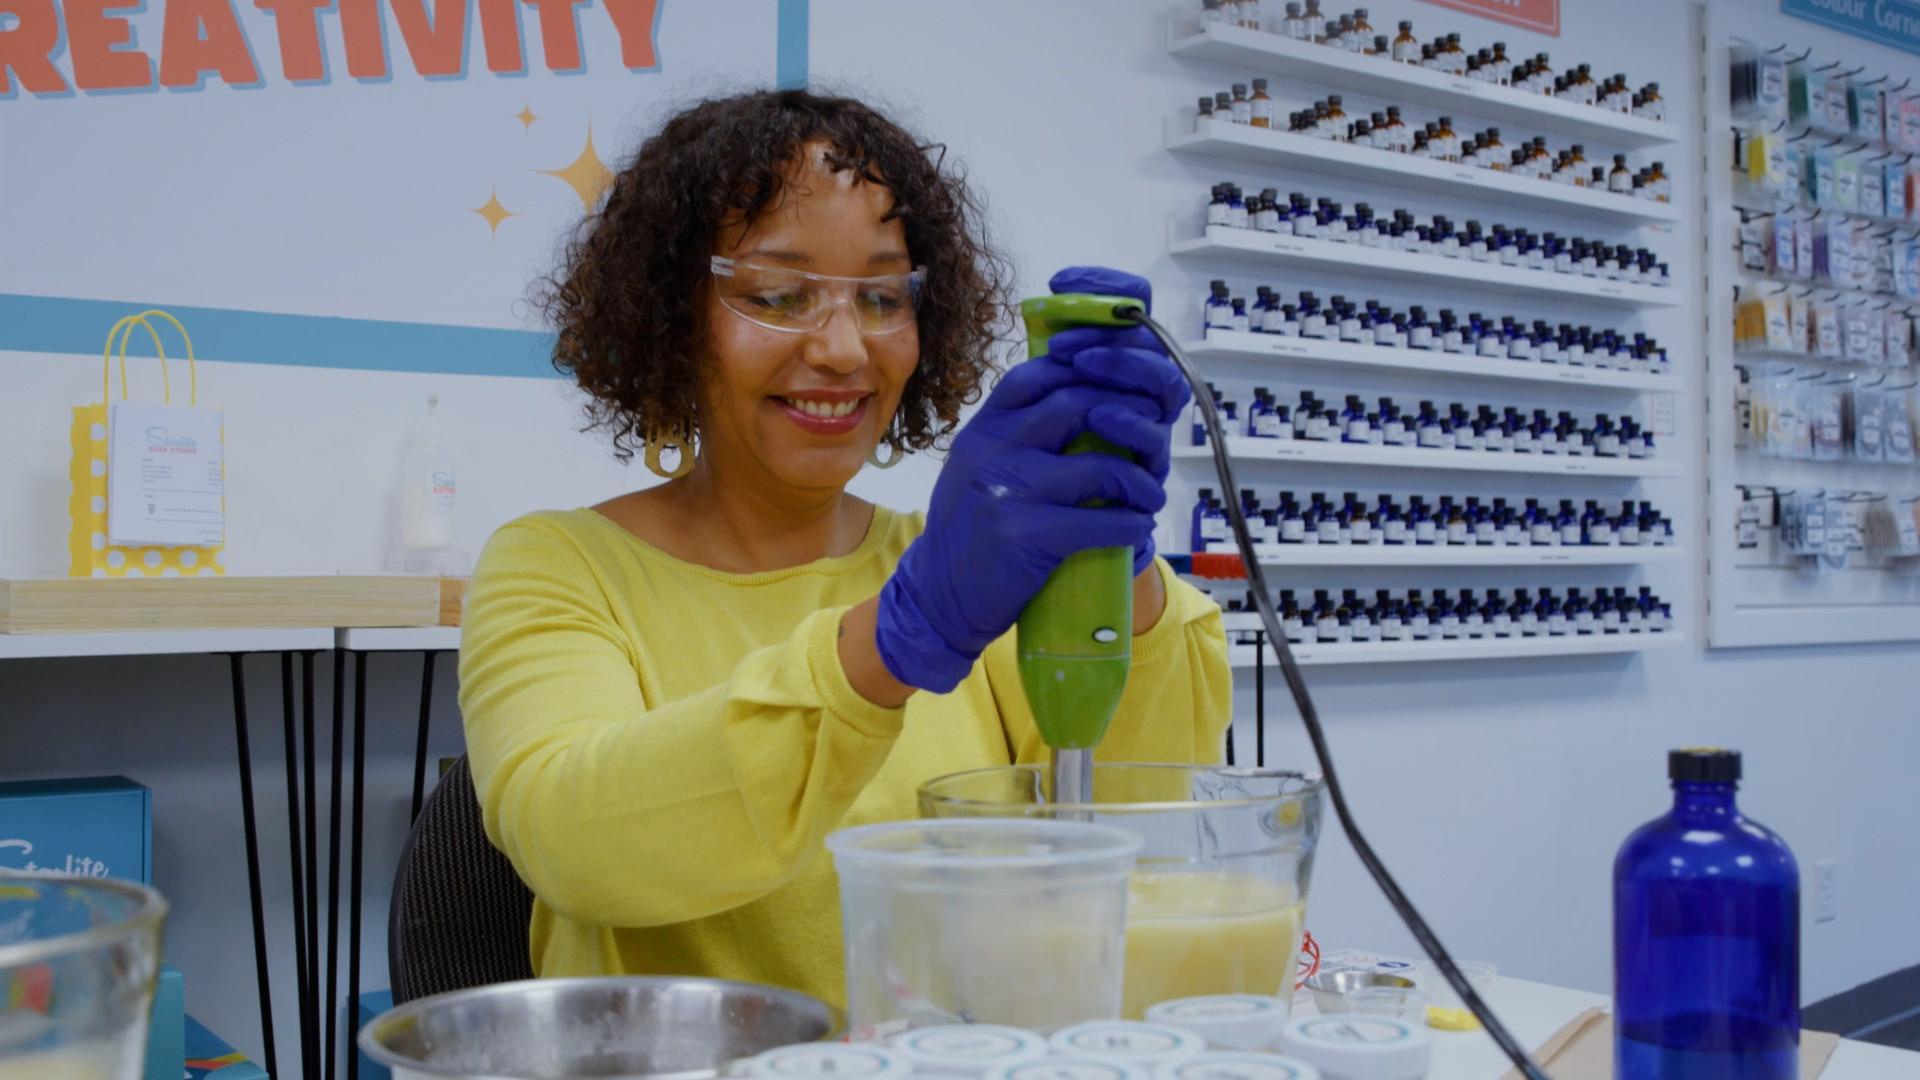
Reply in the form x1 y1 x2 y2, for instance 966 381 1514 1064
0 294 561 379
776 0 810 90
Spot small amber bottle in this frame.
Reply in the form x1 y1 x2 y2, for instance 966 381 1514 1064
1249 78 1274 128
1392 20 1417 63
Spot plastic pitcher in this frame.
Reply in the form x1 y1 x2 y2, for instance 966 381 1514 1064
826 819 1142 1038
919 765 1324 1019
0 874 168 1080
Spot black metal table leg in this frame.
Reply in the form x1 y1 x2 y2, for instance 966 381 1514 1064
325 649 346 1080
347 652 369 1080
280 653 314 1080
409 651 438 822
228 653 279 1079
301 651 320 1078
1255 630 1266 768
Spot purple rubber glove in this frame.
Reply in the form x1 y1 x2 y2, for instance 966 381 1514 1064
873 267 1189 692
1044 266 1192 573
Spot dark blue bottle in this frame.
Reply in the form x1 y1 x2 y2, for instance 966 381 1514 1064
1614 749 1799 1080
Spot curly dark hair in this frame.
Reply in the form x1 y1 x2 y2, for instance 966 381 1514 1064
536 89 1016 462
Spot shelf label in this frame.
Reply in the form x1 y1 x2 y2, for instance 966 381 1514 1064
1651 394 1677 436
1420 0 1559 36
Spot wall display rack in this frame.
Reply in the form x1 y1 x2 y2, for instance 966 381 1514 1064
1163 8 1686 670
1704 4 1920 647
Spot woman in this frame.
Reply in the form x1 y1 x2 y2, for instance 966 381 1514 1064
459 89 1232 1007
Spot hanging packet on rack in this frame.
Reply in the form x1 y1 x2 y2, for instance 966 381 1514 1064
1890 498 1920 555
1813 297 1843 357
1791 294 1814 351
1770 213 1803 278
1855 80 1886 142
1887 309 1914 365
1843 305 1873 362
1890 387 1919 462
1807 147 1840 209
1859 163 1887 218
1887 162 1908 220
1836 155 1862 212
1855 383 1887 460
1812 379 1848 460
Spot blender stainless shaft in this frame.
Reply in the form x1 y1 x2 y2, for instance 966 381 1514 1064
1049 747 1095 806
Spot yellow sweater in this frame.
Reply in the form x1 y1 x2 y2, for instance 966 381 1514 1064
458 506 1232 1008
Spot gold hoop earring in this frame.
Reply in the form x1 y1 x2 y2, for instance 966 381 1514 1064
644 429 695 479
868 440 904 469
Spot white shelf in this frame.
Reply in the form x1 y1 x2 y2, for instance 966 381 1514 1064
1174 436 1681 478
1168 22 1681 149
1186 331 1676 392
1173 227 1679 307
1193 544 1685 568
1222 630 1684 667
337 626 461 652
1169 119 1681 227
0 627 336 660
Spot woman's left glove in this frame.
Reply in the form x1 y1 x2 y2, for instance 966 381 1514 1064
1041 266 1192 574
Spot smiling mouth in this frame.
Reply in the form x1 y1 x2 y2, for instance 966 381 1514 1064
771 394 872 434
774 396 867 419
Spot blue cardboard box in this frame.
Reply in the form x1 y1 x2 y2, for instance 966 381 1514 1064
0 775 152 883
357 988 395 1080
145 963 185 1080
185 1015 268 1080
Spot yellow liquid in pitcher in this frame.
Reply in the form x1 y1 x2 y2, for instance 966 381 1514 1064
1121 871 1301 1019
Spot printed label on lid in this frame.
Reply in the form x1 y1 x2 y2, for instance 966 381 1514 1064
759 1047 899 1076
1164 1057 1311 1080
902 1026 1043 1060
1064 1030 1183 1054
1004 1061 1136 1080
1291 1017 1416 1045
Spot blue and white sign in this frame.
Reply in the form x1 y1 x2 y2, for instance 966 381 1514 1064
1783 0 1920 58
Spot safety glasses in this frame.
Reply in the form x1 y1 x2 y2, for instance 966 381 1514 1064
710 256 926 336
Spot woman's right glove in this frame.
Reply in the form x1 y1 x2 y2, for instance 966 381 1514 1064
874 338 1181 693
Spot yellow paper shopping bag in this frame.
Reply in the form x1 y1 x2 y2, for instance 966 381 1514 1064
68 311 227 578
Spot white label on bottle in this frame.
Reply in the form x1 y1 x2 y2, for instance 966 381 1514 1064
1414 520 1438 543
1384 519 1408 543
1447 521 1470 544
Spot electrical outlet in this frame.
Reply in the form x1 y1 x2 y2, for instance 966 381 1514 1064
1814 860 1838 923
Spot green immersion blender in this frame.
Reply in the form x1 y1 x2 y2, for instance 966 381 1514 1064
1016 293 1147 806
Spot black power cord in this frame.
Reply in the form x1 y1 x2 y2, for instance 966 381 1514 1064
1122 307 1552 1080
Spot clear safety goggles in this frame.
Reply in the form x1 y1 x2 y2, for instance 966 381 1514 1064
710 256 925 336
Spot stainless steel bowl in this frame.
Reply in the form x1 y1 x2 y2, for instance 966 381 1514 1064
357 976 842 1080
1303 970 1418 1014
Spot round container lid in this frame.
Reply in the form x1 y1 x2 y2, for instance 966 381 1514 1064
1144 996 1291 1051
1273 1016 1430 1080
747 1044 912 1080
892 1025 1050 1073
985 1056 1152 1080
1049 1022 1208 1065
1153 1051 1322 1080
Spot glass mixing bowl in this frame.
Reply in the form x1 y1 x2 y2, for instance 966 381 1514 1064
919 764 1325 1019
0 873 168 1080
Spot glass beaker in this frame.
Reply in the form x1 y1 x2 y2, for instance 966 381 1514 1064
919 764 1324 1020
826 819 1142 1039
0 874 168 1079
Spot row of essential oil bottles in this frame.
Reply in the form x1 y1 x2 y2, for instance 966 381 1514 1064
1190 487 1674 552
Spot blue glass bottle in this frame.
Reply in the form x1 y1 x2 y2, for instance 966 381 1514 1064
1615 749 1799 1080
1190 487 1216 552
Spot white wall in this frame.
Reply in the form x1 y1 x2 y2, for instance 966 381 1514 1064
2 0 1917 1068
